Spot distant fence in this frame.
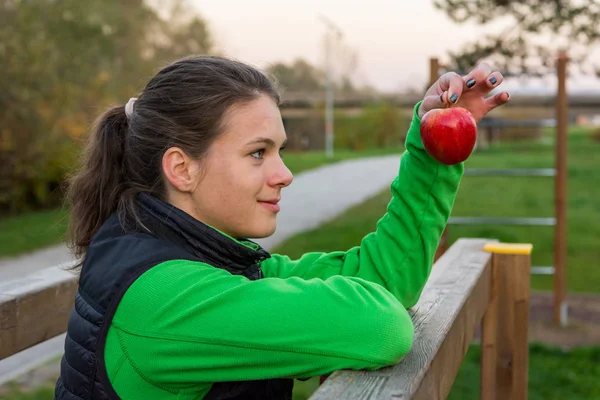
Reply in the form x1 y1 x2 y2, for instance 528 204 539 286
278 91 600 110
431 52 569 327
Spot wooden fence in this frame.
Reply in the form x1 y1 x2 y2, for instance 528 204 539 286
311 239 531 399
0 238 531 399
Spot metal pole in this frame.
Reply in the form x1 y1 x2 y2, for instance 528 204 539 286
554 50 568 327
319 15 342 159
325 32 334 159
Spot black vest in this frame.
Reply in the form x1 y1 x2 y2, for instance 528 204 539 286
54 193 294 399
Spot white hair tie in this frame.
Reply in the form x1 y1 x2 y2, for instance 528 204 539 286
125 97 137 118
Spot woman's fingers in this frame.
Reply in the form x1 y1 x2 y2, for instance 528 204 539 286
419 92 446 117
484 91 511 111
462 62 494 91
437 72 465 105
483 71 504 90
439 66 501 106
419 62 508 118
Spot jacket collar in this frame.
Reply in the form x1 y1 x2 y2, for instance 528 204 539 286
135 193 271 270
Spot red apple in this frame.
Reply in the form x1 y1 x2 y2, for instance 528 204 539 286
419 107 478 165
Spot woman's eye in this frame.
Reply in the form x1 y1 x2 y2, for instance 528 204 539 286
251 149 265 159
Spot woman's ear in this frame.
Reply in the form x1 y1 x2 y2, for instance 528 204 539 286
162 147 200 193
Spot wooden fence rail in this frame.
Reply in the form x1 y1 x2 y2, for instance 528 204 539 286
311 239 531 400
0 238 531 399
0 265 77 360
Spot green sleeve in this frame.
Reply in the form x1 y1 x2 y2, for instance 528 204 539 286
105 259 413 398
261 102 464 308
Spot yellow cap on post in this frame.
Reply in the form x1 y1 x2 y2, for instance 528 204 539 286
484 242 533 255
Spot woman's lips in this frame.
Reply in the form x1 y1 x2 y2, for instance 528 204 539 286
258 200 280 213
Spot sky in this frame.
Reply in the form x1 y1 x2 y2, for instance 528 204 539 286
191 1 600 94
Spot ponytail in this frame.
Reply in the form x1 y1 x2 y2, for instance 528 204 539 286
67 105 129 267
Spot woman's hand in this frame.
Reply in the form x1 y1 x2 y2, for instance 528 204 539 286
417 62 510 123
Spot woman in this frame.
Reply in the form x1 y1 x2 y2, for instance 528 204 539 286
54 55 509 400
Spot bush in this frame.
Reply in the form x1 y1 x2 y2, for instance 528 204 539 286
0 129 79 214
334 102 408 150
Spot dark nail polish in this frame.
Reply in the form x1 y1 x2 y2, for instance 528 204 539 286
489 77 497 85
466 78 476 88
450 93 458 103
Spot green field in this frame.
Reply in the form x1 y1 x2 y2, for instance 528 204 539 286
274 129 600 293
0 207 70 258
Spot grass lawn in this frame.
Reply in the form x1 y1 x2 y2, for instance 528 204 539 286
0 384 55 400
0 148 403 258
274 129 600 294
449 129 598 293
290 344 600 400
447 344 600 400
0 207 70 258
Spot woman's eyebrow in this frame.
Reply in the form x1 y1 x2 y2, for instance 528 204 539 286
245 137 288 147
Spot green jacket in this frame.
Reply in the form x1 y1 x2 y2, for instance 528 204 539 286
104 102 464 399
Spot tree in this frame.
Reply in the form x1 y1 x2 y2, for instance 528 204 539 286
266 59 325 92
265 58 370 94
434 0 600 77
0 0 213 213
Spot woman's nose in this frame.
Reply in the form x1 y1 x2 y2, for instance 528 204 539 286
270 157 293 188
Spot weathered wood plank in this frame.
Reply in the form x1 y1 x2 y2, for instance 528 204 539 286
0 265 78 360
481 246 531 400
481 254 499 400
310 238 495 400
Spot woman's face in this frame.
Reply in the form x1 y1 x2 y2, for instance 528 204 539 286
183 94 293 239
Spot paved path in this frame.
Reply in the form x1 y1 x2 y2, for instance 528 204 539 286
0 154 401 385
0 246 76 282
253 154 401 250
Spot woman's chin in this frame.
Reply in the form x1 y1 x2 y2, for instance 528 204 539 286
246 223 277 239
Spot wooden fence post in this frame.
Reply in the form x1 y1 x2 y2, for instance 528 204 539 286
554 50 568 327
481 243 532 400
429 57 440 89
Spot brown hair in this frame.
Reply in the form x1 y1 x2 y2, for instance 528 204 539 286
67 55 280 266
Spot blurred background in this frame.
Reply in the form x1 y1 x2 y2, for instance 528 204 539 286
1 1 600 399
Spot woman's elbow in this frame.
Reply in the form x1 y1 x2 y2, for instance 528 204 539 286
369 304 414 367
